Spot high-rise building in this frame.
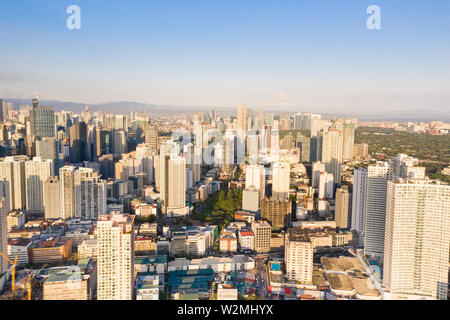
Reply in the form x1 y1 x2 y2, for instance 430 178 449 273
0 156 27 210
145 126 159 152
312 161 326 189
59 166 77 219
272 162 290 200
0 198 7 275
74 168 107 219
0 98 3 123
342 123 355 161
25 157 54 215
0 179 10 214
242 187 260 213
251 220 271 253
285 228 313 284
237 105 247 133
35 137 62 173
320 129 343 183
335 186 352 229
113 130 127 154
260 197 291 231
30 104 55 138
383 180 450 300
43 177 60 220
364 162 390 257
94 127 113 159
296 134 311 163
351 168 368 245
97 213 135 300
70 122 88 163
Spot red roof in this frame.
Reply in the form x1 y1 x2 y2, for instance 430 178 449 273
240 231 254 237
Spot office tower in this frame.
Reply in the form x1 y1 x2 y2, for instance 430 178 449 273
282 133 294 150
0 198 7 275
193 145 202 182
260 197 291 231
25 157 54 215
296 134 311 163
94 126 113 158
246 132 259 164
97 213 135 300
245 164 264 191
0 179 10 213
0 99 3 122
113 130 127 154
270 129 280 157
309 114 322 137
237 105 247 133
74 168 107 219
342 123 355 161
364 162 390 257
251 220 271 253
43 177 60 219
320 128 343 183
166 156 187 216
280 115 291 131
193 121 203 149
35 137 61 172
213 142 223 167
30 104 55 138
312 161 326 189
263 125 272 151
70 122 88 163
285 228 313 284
383 180 450 300
335 186 352 229
325 173 334 199
98 154 115 179
103 114 128 132
351 168 368 244
136 144 154 185
0 124 8 143
0 156 27 210
272 162 290 200
223 130 235 174
242 186 260 213
294 113 303 130
318 171 327 199
59 166 76 219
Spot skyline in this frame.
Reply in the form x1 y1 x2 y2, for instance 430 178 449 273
1 0 450 112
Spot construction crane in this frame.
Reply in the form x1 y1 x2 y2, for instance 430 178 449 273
17 264 47 300
0 252 18 292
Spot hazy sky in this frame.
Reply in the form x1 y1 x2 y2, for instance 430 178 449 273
0 0 449 112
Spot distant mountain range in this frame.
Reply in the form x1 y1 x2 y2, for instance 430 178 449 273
3 98 449 122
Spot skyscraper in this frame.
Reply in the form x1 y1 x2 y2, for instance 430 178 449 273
237 105 247 133
272 162 290 200
97 213 135 300
25 157 54 215
351 168 368 245
59 166 77 219
74 168 107 219
320 128 343 183
94 126 113 159
70 122 88 163
342 123 355 161
364 162 390 257
43 177 60 220
0 156 27 210
383 180 450 300
335 186 352 229
0 198 7 275
30 104 55 138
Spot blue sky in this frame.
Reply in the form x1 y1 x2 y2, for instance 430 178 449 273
0 0 449 112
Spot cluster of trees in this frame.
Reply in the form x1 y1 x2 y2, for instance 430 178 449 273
192 188 243 230
355 127 450 163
